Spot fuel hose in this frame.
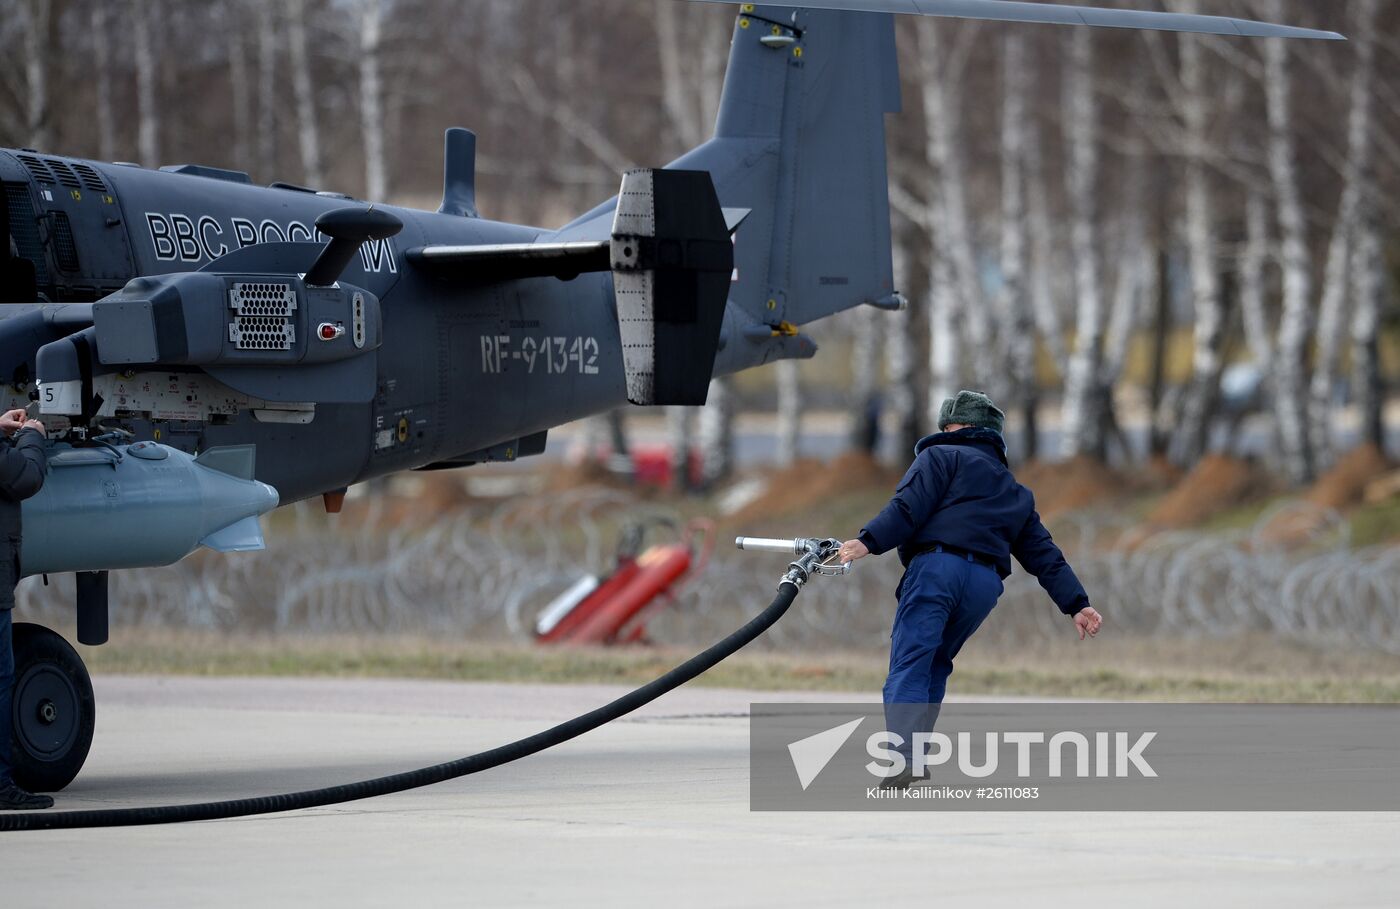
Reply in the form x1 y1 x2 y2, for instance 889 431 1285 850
1 579 803 831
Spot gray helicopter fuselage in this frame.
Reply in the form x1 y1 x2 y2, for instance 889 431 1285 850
0 151 633 504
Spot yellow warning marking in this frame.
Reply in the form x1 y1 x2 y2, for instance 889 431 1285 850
739 17 750 28
102 194 114 204
153 429 162 441
772 24 782 35
742 3 755 11
397 417 410 443
766 299 777 310
70 190 82 201
793 46 804 59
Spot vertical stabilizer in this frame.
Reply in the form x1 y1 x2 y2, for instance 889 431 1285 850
560 7 900 335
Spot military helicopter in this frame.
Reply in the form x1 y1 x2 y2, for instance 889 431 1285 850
0 0 1339 791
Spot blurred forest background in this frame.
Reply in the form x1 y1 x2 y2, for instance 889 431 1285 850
1 0 1396 485
4 0 1400 684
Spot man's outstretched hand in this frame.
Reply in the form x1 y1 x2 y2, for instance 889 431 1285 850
838 539 870 564
1074 607 1104 641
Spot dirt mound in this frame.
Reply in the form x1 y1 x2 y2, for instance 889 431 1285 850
1365 469 1400 505
1245 445 1395 550
728 452 901 527
1146 455 1272 528
1306 444 1393 511
1140 454 1187 491
1015 456 1129 518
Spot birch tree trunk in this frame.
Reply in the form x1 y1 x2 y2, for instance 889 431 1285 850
667 407 695 493
287 0 325 188
1232 181 1295 461
227 2 254 171
133 0 160 167
776 360 802 468
1349 0 1385 451
255 0 278 180
698 377 734 486
916 19 990 393
1351 209 1385 450
1174 22 1225 466
358 0 388 202
17 0 52 150
1263 37 1314 484
1058 29 1107 460
1000 30 1038 461
902 21 958 417
848 307 882 455
1025 110 1068 371
92 2 117 162
653 2 706 149
887 231 926 461
1238 191 1273 390
1308 0 1377 467
1103 183 1150 392
927 248 960 415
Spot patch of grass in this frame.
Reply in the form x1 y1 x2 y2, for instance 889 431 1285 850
71 630 1400 704
1194 497 1277 535
1349 496 1400 547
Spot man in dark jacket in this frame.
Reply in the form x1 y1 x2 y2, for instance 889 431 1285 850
839 391 1102 787
0 406 51 810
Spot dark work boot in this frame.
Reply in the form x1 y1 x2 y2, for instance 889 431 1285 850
0 781 54 810
878 767 917 791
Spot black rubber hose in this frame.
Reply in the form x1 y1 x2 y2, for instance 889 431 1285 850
1 581 801 831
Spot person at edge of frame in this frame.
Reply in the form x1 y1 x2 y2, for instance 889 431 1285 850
0 406 50 811
839 390 1103 790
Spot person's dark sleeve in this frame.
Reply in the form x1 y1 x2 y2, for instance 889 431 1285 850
1011 507 1089 616
857 450 952 555
0 429 48 501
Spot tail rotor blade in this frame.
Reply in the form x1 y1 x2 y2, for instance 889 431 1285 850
679 0 1345 41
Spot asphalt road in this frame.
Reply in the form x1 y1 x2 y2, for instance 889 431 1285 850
6 676 1397 907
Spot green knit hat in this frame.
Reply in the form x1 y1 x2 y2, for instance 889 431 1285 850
938 390 1005 435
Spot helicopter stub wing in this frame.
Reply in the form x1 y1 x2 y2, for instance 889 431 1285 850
680 0 1344 41
407 240 611 282
406 208 749 284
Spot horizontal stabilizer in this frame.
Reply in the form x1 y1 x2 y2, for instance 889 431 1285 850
409 210 748 285
612 168 733 406
407 241 611 282
680 0 1344 40
200 515 267 554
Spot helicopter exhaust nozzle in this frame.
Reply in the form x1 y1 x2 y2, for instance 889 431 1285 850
439 128 479 219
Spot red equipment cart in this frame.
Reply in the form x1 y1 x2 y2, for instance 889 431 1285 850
535 517 714 646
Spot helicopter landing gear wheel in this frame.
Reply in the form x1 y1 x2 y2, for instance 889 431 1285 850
9 623 95 793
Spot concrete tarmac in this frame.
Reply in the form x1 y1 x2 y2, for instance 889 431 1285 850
5 675 1397 908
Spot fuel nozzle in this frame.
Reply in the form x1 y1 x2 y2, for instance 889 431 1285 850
735 535 853 589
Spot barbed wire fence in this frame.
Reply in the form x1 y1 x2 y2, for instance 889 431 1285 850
15 488 1400 653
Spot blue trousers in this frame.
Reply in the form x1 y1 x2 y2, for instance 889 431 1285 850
883 550 1002 762
0 608 12 786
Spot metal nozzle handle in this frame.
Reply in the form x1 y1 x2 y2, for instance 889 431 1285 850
734 536 804 555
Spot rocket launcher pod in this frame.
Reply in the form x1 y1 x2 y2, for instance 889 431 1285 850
19 442 279 577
